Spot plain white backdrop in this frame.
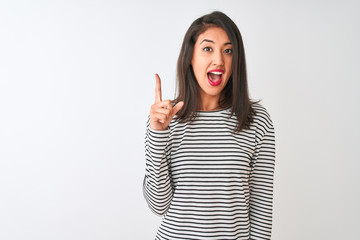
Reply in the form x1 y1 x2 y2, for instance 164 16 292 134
1 0 359 239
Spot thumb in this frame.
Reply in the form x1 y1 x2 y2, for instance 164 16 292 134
171 101 184 117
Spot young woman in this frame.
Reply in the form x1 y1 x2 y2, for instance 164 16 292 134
143 11 275 240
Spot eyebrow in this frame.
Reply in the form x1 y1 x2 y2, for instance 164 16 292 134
200 39 232 45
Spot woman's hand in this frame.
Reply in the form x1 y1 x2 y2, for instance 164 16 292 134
149 74 184 131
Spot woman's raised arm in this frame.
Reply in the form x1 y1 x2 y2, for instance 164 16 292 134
142 74 183 216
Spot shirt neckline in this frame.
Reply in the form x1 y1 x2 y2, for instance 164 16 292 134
196 106 232 114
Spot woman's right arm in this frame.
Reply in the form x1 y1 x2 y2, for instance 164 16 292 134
143 119 173 216
142 74 184 216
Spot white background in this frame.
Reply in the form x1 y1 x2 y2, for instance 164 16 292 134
1 0 359 239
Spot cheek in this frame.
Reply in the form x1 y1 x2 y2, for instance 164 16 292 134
227 57 233 68
227 60 233 77
193 58 207 78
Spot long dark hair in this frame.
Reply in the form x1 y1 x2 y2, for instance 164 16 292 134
173 11 257 132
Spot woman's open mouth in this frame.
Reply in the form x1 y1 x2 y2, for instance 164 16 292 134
207 69 224 86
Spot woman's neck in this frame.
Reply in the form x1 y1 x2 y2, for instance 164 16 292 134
198 94 221 111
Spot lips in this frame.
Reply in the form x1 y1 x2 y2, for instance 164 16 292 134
207 69 224 86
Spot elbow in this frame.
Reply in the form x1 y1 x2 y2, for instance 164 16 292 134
142 178 173 216
149 205 170 216
143 192 172 216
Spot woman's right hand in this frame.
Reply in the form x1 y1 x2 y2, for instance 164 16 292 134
149 74 184 131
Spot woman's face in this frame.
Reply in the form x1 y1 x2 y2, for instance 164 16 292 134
191 27 233 102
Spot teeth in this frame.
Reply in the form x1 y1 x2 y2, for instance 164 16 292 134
209 72 222 75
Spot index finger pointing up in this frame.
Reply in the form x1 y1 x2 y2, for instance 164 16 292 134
155 73 162 103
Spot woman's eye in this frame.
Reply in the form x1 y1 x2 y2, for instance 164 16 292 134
203 47 212 52
224 49 233 54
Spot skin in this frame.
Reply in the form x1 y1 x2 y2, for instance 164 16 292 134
191 27 233 111
149 27 232 130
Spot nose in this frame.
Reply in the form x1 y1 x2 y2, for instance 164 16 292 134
212 49 224 66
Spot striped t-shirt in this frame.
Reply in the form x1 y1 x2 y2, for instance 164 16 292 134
143 103 275 240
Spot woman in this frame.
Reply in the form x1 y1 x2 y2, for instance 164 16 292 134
143 11 275 240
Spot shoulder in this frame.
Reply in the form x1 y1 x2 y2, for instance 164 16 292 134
251 102 274 133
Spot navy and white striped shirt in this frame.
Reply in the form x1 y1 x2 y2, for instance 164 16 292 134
143 103 275 240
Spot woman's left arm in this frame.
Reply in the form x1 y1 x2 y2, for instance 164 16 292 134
249 118 276 240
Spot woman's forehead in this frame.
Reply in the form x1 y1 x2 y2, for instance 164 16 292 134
196 27 231 44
